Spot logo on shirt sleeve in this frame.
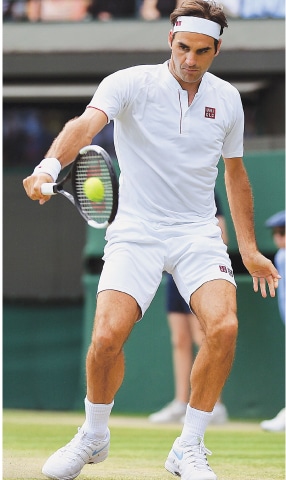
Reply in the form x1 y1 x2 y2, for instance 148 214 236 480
205 107 216 119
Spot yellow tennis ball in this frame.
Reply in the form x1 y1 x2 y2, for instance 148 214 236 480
83 177 105 202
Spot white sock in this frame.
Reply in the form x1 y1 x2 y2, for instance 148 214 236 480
180 405 213 444
82 396 114 439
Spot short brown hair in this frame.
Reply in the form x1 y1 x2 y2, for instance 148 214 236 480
170 0 228 36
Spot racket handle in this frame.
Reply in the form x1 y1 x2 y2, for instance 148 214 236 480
41 183 57 195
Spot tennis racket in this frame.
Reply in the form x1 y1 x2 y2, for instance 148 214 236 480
40 145 119 229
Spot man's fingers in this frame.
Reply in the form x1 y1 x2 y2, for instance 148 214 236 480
253 275 280 298
253 277 259 293
259 277 267 298
39 197 50 205
23 174 53 203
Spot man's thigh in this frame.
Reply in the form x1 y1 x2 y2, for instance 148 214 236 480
190 279 237 334
169 222 236 306
93 290 141 348
98 220 165 317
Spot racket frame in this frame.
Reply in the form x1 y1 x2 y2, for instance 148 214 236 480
40 145 119 229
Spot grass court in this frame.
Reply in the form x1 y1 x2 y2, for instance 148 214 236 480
3 409 285 480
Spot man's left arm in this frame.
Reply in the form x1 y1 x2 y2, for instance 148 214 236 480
223 156 281 298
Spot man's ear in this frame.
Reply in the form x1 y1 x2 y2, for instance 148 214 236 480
215 38 222 57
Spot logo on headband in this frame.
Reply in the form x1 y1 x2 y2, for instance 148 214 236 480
173 16 221 40
205 107 216 119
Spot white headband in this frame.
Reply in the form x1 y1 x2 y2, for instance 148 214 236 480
173 16 221 40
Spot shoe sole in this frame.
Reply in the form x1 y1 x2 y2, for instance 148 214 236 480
165 458 181 477
165 456 217 480
42 449 109 480
42 467 81 480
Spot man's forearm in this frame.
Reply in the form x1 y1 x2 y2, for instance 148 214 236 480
225 162 258 258
45 117 94 169
44 107 108 169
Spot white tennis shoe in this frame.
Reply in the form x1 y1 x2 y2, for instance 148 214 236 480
42 427 110 480
165 436 217 480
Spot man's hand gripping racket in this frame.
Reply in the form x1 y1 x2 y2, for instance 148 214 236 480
40 145 118 229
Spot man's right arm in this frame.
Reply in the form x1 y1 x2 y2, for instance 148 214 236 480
23 107 108 204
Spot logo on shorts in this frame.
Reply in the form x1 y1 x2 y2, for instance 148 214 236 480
205 107 216 119
219 265 233 277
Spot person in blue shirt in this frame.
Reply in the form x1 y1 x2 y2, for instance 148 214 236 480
261 210 285 432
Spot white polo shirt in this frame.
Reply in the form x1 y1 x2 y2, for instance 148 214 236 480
88 61 244 224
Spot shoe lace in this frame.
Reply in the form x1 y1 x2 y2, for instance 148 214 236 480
183 438 212 471
60 428 99 461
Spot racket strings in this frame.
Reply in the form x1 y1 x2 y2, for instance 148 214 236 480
74 152 115 225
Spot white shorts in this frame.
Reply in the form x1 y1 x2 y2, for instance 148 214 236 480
98 217 236 317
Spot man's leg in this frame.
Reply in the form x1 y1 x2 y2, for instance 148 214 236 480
190 312 229 425
165 280 237 480
42 290 140 480
189 279 237 411
86 290 141 404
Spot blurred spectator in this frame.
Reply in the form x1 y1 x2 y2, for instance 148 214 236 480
264 211 285 324
139 0 240 20
3 108 54 167
88 0 135 21
260 210 285 432
3 0 27 21
26 0 91 22
139 0 182 20
240 0 285 18
221 0 240 16
4 0 285 21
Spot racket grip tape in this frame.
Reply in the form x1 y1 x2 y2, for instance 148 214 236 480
41 183 57 195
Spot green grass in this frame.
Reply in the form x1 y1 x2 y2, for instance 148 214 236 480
3 410 285 480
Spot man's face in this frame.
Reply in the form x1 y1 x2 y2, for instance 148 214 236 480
168 31 221 89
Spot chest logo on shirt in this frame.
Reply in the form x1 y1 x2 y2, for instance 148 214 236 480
205 107 216 119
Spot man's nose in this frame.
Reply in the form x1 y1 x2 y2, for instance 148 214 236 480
185 53 196 66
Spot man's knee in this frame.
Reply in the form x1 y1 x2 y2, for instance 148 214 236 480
89 314 123 361
92 331 119 358
206 314 238 349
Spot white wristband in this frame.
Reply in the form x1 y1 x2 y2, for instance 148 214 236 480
33 158 61 182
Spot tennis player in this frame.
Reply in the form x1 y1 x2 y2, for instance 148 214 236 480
23 1 280 479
